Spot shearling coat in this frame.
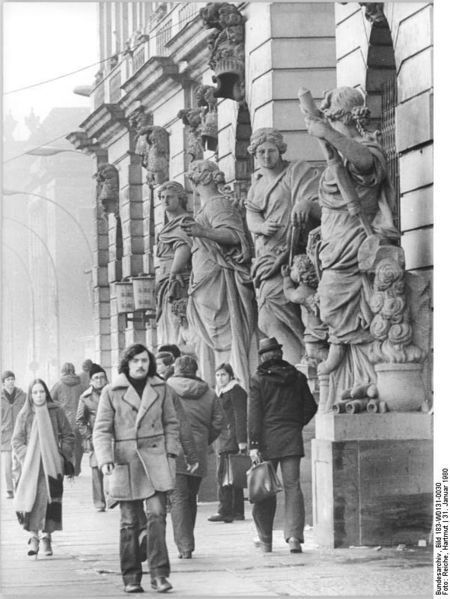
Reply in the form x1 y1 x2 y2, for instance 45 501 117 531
93 373 180 501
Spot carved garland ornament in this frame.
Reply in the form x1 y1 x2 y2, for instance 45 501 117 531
200 2 246 102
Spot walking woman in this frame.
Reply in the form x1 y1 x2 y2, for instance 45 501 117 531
12 379 74 557
208 363 248 523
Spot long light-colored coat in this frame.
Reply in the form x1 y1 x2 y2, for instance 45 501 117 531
93 373 180 501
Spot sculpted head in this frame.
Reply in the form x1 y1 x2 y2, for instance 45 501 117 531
187 160 226 188
158 181 188 212
248 128 286 170
320 87 370 131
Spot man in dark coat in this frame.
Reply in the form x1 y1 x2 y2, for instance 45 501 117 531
51 363 84 476
248 337 317 554
76 363 108 511
1 370 26 498
93 344 180 594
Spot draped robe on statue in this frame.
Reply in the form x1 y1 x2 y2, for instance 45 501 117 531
187 195 256 388
317 139 399 406
246 161 320 365
156 214 194 347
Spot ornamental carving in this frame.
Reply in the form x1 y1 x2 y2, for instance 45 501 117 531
135 125 170 187
177 85 218 161
96 163 119 217
128 106 154 155
199 3 246 102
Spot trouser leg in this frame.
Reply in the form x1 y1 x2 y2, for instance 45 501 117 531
188 476 201 529
146 492 170 578
280 455 304 542
1 451 13 493
171 474 194 553
119 501 143 585
74 431 83 476
91 466 106 509
232 485 245 518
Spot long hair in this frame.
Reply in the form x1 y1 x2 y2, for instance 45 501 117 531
118 344 156 378
26 378 53 408
215 362 235 379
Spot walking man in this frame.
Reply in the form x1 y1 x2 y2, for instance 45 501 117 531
51 363 84 475
1 371 26 498
76 363 108 512
93 344 180 594
248 337 317 553
167 356 224 558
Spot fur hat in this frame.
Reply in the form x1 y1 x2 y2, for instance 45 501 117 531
89 363 106 379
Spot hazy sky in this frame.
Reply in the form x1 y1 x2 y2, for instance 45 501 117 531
3 2 98 139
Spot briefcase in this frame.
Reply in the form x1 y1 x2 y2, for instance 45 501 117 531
228 453 252 488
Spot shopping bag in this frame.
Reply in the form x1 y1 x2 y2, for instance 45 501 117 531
229 453 252 488
220 454 234 486
247 460 283 504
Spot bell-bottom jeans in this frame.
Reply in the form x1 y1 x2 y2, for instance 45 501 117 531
119 492 169 585
252 455 305 545
170 473 202 553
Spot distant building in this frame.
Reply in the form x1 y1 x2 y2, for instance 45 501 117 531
3 107 95 385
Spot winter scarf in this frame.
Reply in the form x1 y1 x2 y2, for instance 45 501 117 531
14 402 64 524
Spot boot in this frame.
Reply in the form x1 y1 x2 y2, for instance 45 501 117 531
27 536 39 556
41 536 53 556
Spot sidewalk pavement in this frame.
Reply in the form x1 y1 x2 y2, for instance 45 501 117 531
1 456 432 598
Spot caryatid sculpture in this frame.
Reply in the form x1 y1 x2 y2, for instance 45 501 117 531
299 86 429 412
96 163 119 218
182 160 257 388
245 128 321 365
155 181 195 350
139 125 170 187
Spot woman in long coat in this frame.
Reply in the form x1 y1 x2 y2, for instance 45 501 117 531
208 363 248 523
12 379 74 557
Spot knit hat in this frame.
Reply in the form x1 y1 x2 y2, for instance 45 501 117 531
89 363 106 379
174 355 198 377
1 370 15 382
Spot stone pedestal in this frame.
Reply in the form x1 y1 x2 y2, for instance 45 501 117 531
312 413 433 548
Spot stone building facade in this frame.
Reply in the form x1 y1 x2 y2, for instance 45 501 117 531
69 1 433 537
70 1 433 379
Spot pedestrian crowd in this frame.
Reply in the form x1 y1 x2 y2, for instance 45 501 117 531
1 336 317 594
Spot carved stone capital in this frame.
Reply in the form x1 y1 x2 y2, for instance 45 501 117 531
200 3 246 102
96 163 120 218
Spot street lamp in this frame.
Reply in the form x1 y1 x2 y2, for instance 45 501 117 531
2 243 37 376
2 189 93 258
6 217 61 371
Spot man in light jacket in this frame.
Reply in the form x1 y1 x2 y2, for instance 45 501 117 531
167 356 224 559
76 363 108 512
93 344 180 594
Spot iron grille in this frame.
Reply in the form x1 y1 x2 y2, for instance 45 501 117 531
380 77 400 229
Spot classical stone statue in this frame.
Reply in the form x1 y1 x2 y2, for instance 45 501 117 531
139 125 170 186
245 127 321 365
183 160 257 387
96 163 119 217
299 86 429 412
177 85 218 161
177 108 204 162
155 181 195 349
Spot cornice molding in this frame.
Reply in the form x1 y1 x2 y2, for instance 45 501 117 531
80 103 128 147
